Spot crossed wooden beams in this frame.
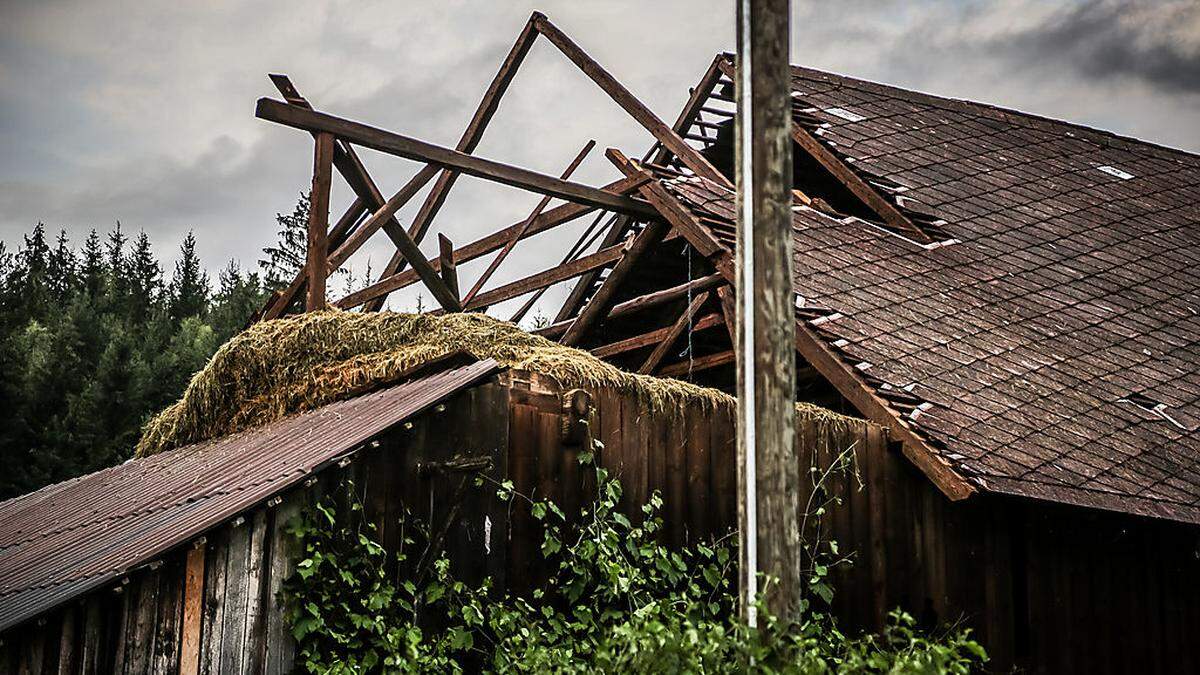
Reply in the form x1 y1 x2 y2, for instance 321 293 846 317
255 11 725 322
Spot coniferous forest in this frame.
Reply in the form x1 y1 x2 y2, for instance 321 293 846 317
0 196 318 499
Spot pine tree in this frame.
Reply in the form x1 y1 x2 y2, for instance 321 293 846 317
13 223 53 323
48 230 78 306
259 192 311 291
80 230 105 301
104 222 129 315
210 261 267 344
126 230 163 326
168 231 209 322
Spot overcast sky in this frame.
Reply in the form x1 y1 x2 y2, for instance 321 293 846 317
2 0 1198 314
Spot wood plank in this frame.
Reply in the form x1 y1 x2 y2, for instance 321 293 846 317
591 312 723 359
306 132 335 311
151 557 185 675
218 519 250 675
437 234 460 304
464 140 595 305
639 291 711 374
179 544 205 675
198 527 227 675
716 284 737 343
239 510 270 674
608 149 727 259
57 607 77 675
326 164 440 272
539 272 726 338
264 494 303 675
366 16 542 311
79 597 104 675
124 567 162 674
461 244 624 312
531 12 727 184
659 350 735 377
255 98 656 219
333 176 643 310
509 209 612 324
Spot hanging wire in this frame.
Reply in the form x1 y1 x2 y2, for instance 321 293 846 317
685 243 695 379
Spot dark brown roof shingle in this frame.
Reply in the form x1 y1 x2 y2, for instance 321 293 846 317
662 64 1200 524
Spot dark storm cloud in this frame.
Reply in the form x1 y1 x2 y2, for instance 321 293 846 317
1 0 1197 315
981 0 1200 93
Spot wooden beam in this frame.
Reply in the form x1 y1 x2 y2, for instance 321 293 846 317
462 244 624 311
306 132 335 311
464 140 595 305
366 18 541 310
639 291 711 374
660 350 735 377
509 209 612 325
256 98 656 219
538 272 726 338
607 150 728 259
268 75 438 282
438 234 459 303
716 284 737 343
556 54 734 325
531 12 726 185
327 165 439 271
591 312 723 358
333 176 643 310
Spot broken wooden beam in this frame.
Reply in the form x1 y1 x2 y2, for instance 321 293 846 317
438 234 460 303
255 99 656 219
463 140 595 305
639 291 712 374
537 273 726 338
333 176 645 310
365 18 542 311
591 312 723 359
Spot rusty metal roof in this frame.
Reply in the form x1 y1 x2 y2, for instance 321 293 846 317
655 63 1200 524
0 358 498 632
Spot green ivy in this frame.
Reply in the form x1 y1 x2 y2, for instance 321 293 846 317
283 447 986 673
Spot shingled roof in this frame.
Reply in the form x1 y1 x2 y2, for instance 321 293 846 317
655 64 1200 524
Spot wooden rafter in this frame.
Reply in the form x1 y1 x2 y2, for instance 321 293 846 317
638 291 711 374
591 312 723 359
531 13 726 185
537 272 725 339
716 285 737 344
509 209 613 324
660 350 735 377
460 244 624 312
366 18 541 311
256 99 655 219
333 175 645 310
261 197 365 321
463 140 595 306
554 54 735 325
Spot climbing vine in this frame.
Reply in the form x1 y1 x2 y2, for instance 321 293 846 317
283 445 986 673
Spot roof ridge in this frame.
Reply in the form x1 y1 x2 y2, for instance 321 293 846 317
782 62 1199 164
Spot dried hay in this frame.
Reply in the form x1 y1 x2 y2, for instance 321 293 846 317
137 310 863 457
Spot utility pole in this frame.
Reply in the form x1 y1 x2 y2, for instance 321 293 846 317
734 0 799 623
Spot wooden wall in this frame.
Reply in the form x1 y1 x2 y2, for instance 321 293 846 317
5 372 1198 674
801 426 1200 674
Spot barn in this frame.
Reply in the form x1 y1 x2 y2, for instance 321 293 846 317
3 12 1200 674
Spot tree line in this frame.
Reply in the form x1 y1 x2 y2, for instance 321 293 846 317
0 196 315 499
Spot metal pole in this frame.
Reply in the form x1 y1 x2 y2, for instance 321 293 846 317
734 0 799 623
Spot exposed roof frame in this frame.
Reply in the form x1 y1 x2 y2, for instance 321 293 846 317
714 58 934 244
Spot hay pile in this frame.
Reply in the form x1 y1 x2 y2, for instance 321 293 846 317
136 311 739 457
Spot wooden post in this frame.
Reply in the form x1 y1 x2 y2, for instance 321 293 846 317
306 132 335 311
735 0 798 623
438 234 460 304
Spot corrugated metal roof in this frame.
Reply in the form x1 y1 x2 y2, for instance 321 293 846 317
0 358 499 632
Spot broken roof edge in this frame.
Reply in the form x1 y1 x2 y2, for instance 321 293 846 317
984 475 1200 528
778 59 1199 164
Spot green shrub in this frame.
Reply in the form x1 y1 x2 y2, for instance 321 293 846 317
284 449 985 673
